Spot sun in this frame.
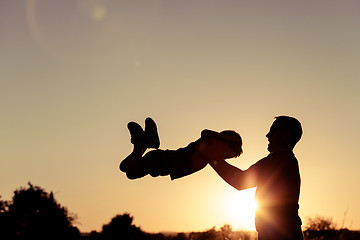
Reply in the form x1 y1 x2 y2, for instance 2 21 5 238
219 187 257 231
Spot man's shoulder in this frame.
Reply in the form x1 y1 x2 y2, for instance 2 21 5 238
250 151 294 170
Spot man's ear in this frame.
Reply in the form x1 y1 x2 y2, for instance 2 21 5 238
281 130 295 148
283 130 292 139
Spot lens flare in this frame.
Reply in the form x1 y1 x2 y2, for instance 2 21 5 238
219 188 257 231
25 0 109 65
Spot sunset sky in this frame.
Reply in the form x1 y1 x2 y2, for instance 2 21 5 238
1 0 360 233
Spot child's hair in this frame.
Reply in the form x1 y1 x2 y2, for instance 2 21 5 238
220 130 243 157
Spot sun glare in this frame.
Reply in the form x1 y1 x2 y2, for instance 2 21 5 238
219 188 257 231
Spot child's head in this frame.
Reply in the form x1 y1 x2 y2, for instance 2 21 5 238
219 130 243 158
200 129 242 160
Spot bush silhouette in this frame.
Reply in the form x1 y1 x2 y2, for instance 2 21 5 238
0 183 80 240
303 216 360 240
101 213 144 240
306 216 337 231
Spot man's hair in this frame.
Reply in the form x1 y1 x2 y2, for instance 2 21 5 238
220 130 243 157
274 116 303 145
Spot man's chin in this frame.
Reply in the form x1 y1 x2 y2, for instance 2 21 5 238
267 144 276 153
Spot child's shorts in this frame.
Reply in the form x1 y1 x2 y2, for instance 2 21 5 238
142 141 199 180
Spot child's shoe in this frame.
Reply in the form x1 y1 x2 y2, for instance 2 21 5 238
128 121 148 145
119 145 146 172
119 122 147 172
145 117 160 148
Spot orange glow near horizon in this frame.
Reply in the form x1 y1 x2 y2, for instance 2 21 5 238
218 188 257 231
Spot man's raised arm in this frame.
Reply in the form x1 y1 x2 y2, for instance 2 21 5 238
209 160 256 191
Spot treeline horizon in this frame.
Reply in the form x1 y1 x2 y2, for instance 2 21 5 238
1 183 359 240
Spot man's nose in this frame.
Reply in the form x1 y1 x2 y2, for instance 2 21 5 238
266 132 271 139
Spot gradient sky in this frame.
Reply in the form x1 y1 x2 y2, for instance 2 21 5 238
1 0 360 233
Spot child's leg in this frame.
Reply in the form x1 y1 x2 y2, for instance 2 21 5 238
120 125 208 180
119 119 166 179
119 121 148 173
167 141 208 180
126 146 204 180
120 144 146 178
120 118 160 178
124 149 174 179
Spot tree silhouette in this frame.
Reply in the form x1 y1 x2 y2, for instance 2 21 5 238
0 196 7 212
101 213 144 240
0 183 80 240
0 196 16 240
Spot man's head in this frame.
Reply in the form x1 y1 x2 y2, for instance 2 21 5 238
266 116 302 152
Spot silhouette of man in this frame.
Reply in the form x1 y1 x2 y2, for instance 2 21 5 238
119 117 242 180
210 116 304 240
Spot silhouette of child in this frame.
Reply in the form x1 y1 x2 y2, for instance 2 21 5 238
120 117 242 180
